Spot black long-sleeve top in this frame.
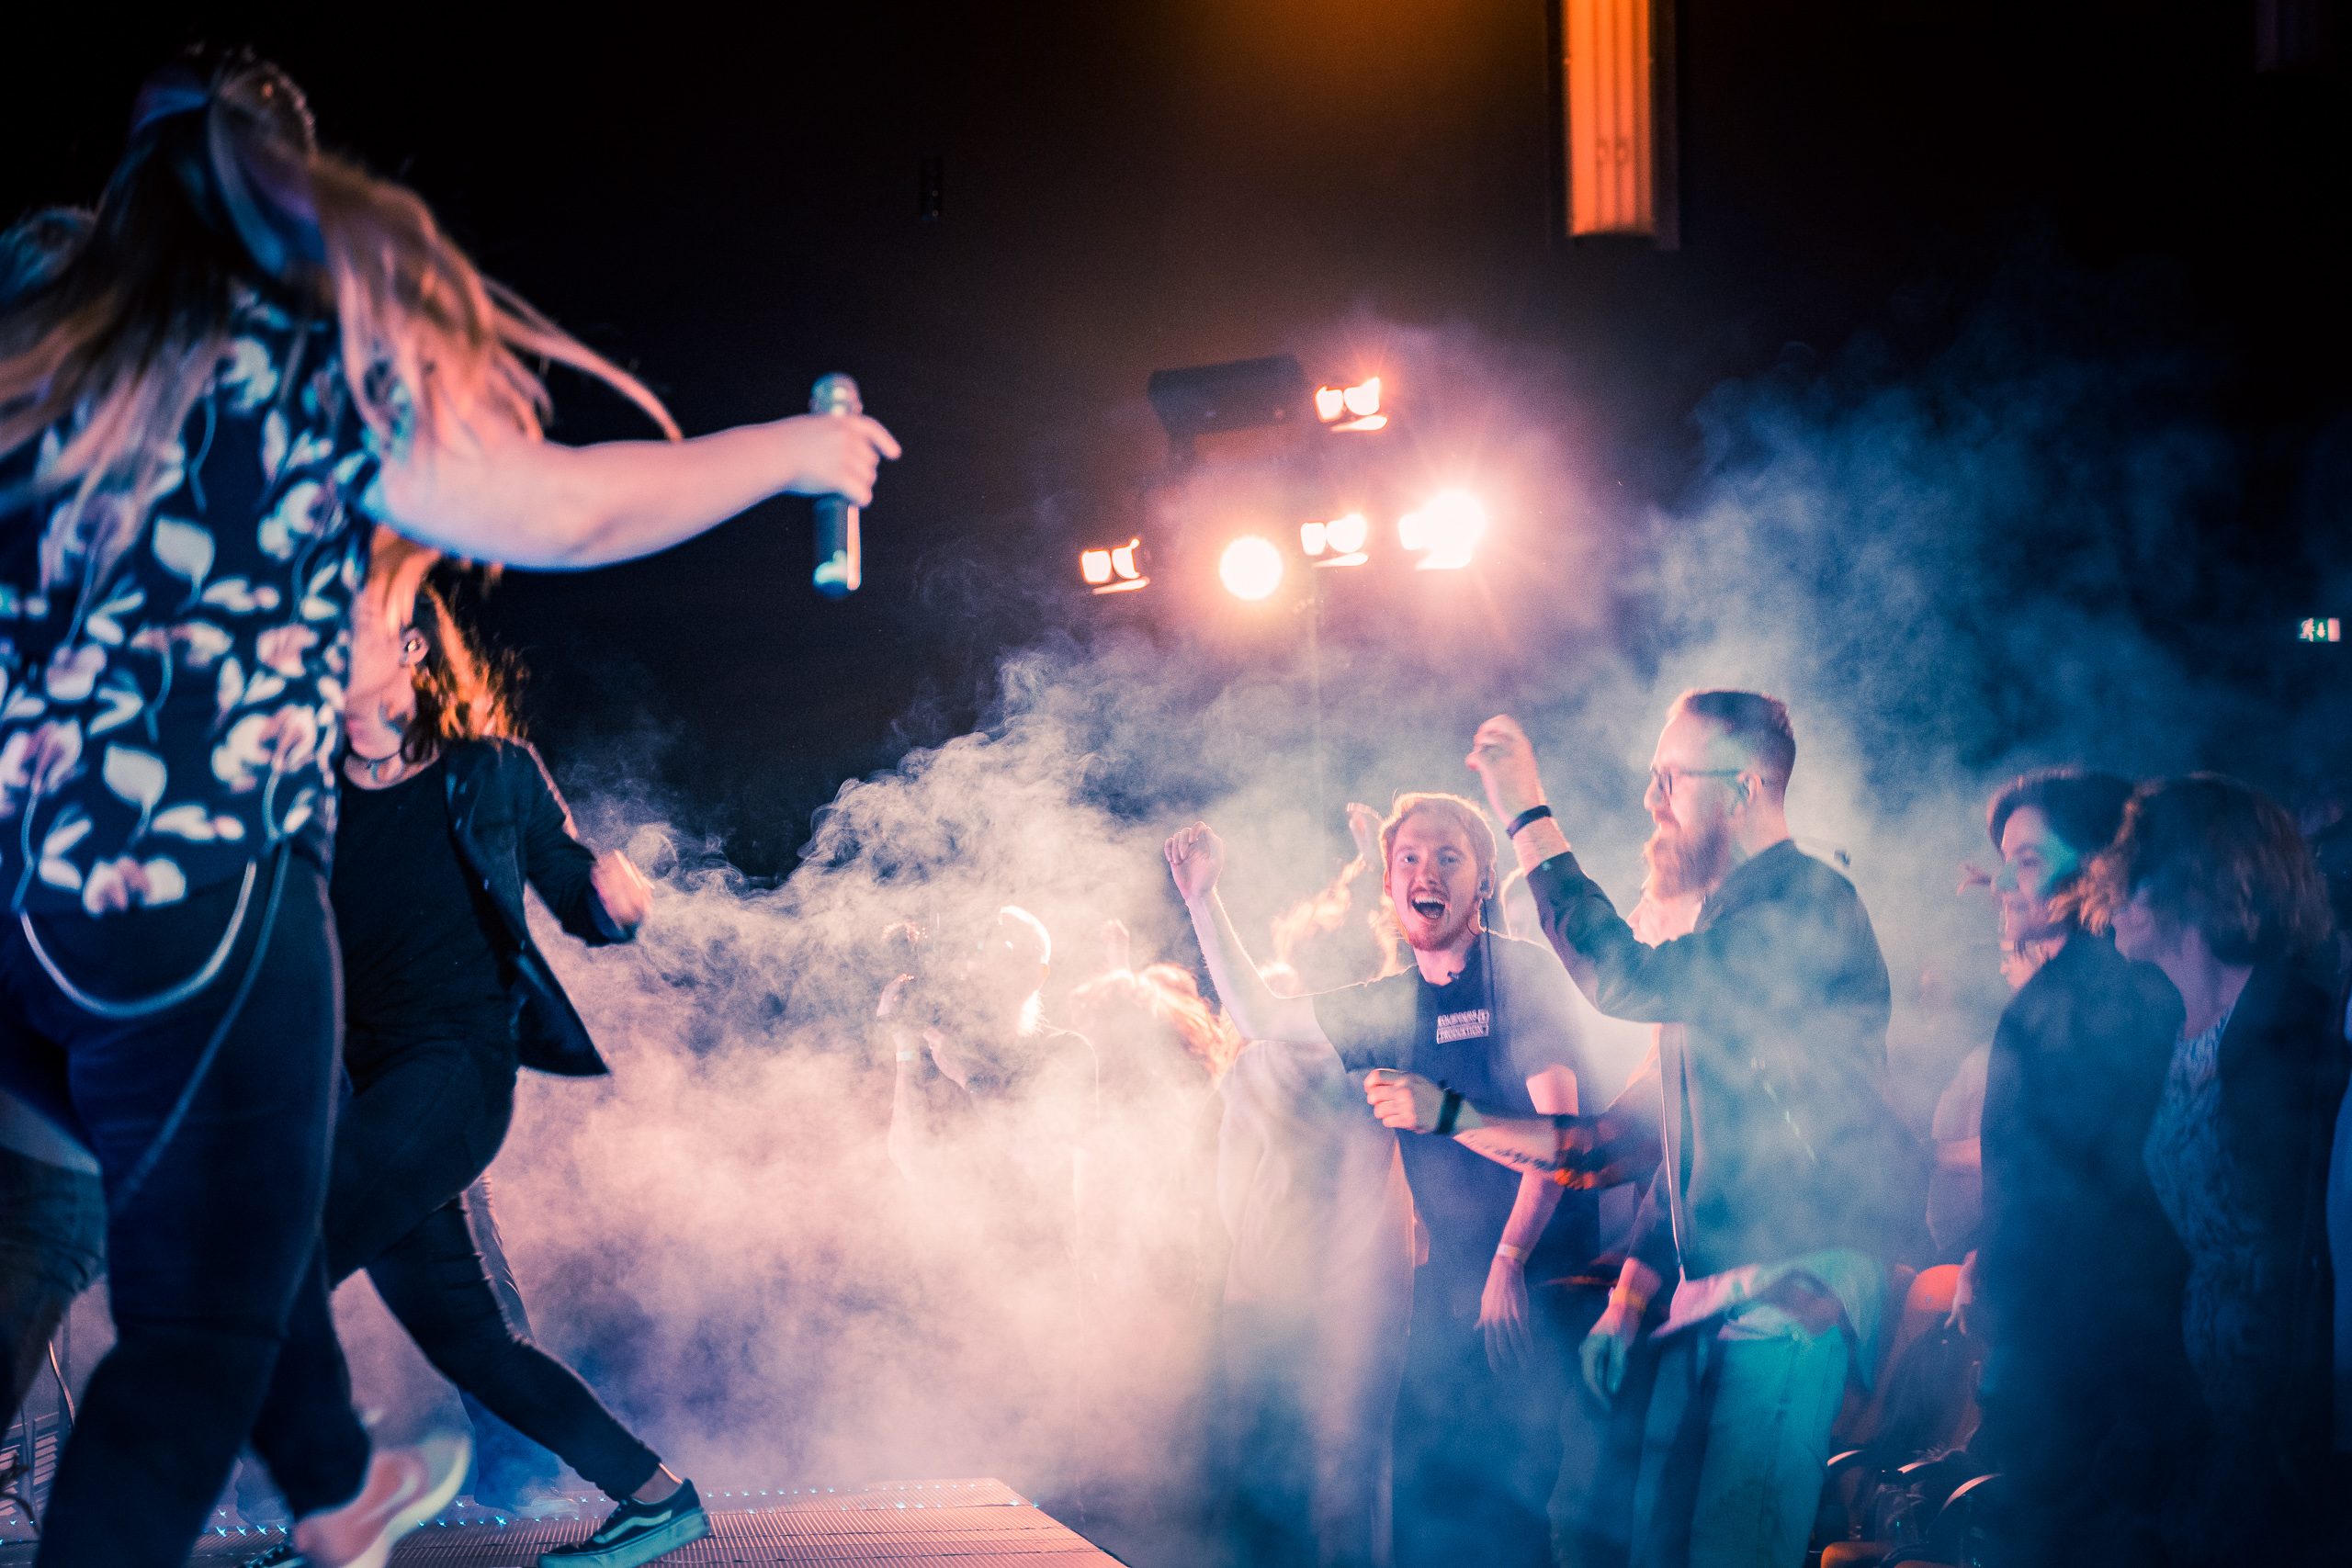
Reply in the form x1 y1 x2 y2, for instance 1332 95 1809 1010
1525 839 1912 1280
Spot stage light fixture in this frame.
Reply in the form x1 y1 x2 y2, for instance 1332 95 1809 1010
1219 536 1286 602
1300 521 1329 557
1561 0 1674 243
1325 512 1369 555
1397 491 1487 570
1314 377 1384 426
1080 538 1148 594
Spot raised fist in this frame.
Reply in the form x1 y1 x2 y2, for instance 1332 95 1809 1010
1163 821 1225 904
1466 715 1545 823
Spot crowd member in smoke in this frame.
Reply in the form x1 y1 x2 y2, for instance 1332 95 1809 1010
1166 794 1592 1568
884 907 1099 1254
1455 695 1912 1568
882 908 1099 1499
1213 955 1415 1568
1957 770 2193 1565
1062 956 1229 1517
2088 774 2347 1549
0 51 898 1568
239 544 707 1568
1363 882 1694 1568
1207 808 1425 1568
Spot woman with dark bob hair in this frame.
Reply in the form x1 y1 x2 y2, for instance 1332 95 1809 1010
1969 769 2198 1564
2086 773 2346 1542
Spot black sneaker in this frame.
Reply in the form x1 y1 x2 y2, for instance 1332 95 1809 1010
537 1478 710 1568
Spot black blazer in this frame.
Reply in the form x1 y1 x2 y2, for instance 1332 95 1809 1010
2210 957 2346 1453
1525 839 1917 1278
1976 931 2187 1376
439 738 622 1078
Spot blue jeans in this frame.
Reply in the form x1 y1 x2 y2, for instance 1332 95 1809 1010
0 854 371 1568
1631 1303 1856 1568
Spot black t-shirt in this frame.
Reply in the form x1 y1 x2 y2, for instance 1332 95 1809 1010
331 761 514 1070
1312 932 1596 1293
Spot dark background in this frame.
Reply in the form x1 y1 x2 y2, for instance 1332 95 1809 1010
8 2 2349 872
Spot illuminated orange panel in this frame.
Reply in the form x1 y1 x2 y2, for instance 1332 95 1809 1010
1566 0 1654 236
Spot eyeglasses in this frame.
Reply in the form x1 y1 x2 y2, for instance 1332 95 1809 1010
1647 766 1745 801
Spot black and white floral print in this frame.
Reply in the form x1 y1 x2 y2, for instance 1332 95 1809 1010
0 288 375 915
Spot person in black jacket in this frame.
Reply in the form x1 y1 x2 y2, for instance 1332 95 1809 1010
243 540 707 1568
1459 694 1910 1568
2093 773 2347 1553
1964 770 2195 1566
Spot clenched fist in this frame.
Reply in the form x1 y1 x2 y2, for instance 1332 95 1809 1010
1466 715 1545 823
1164 822 1225 904
590 849 653 937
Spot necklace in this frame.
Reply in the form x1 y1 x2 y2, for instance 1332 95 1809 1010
345 745 413 786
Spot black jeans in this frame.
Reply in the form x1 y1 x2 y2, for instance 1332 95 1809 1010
0 854 370 1568
254 1032 662 1509
459 1176 566 1503
0 1144 105 1428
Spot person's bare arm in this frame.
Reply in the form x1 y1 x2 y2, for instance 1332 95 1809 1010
1165 823 1327 1044
370 411 899 570
1365 1069 1579 1172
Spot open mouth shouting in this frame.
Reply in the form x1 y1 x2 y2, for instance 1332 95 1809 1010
1408 891 1449 922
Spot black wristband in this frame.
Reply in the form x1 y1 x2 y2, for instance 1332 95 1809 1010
1434 1088 1464 1136
1506 803 1555 839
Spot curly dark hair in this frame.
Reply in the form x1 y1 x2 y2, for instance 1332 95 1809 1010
2083 773 2331 964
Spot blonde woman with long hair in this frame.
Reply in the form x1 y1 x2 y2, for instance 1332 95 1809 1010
0 50 895 1568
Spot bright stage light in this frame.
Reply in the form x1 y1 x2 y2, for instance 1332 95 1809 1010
1314 376 1383 425
1397 491 1487 570
1300 521 1329 557
1219 536 1286 601
1080 539 1148 593
1325 511 1369 556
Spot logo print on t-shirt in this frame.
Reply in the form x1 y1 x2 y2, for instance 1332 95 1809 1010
1434 1008 1491 1044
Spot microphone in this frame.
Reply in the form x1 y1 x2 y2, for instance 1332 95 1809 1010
809 373 863 598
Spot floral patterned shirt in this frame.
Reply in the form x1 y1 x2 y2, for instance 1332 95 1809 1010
0 288 375 915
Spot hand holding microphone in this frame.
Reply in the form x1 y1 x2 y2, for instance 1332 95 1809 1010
771 376 900 597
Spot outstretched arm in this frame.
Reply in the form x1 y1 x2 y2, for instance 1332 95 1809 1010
1165 823 1327 1045
371 410 900 570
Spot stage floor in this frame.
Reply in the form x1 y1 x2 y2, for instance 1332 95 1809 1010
2 1479 1120 1567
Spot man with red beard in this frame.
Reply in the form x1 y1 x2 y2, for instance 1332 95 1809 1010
1399 692 1913 1568
1167 794 1592 1568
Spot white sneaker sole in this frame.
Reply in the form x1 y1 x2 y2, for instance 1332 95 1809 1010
538 1506 712 1568
341 1434 471 1568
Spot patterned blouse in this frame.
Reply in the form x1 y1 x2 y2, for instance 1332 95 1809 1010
0 288 375 915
